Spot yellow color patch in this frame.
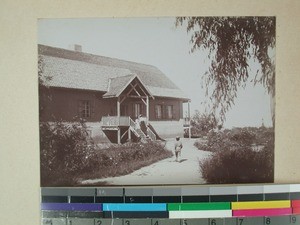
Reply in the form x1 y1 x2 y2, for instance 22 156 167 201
232 200 291 210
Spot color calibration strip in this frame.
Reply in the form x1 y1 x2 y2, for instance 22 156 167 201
41 184 300 225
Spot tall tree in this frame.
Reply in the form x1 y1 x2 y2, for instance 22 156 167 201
176 17 275 126
38 55 52 119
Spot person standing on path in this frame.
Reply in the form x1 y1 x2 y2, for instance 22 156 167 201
174 136 183 162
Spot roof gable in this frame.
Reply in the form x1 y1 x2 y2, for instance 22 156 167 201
103 74 153 98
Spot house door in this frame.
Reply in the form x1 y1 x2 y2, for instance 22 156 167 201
120 105 128 116
132 103 144 119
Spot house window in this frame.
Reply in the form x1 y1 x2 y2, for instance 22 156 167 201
155 104 174 120
166 105 173 119
79 100 91 118
155 105 163 119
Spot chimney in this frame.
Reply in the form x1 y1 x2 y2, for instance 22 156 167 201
69 44 82 52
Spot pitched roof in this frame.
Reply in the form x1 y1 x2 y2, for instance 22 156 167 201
104 75 135 98
39 45 190 100
103 74 153 98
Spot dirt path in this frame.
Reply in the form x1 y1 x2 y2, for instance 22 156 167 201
81 138 212 185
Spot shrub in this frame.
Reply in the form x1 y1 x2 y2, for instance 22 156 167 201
40 120 97 186
195 128 257 152
199 127 274 184
188 110 218 137
40 120 172 186
200 142 274 184
80 141 173 181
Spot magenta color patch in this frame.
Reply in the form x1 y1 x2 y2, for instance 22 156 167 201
233 208 292 217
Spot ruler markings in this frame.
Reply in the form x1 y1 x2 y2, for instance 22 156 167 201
94 219 123 225
151 218 182 225
67 218 94 225
42 218 67 225
41 216 300 225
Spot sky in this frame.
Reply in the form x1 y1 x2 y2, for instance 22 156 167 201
38 18 273 128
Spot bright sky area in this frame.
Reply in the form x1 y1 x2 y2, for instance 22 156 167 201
38 18 273 128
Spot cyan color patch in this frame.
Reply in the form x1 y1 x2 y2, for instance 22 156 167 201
102 203 166 211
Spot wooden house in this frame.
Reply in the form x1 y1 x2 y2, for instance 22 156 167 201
39 44 191 144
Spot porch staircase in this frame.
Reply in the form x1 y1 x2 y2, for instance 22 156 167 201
101 116 159 144
132 127 147 139
129 118 156 142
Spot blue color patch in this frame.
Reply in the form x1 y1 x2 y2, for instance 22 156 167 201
41 203 102 211
102 203 167 211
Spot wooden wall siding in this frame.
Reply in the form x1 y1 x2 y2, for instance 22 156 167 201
40 88 185 124
148 97 183 121
39 88 116 122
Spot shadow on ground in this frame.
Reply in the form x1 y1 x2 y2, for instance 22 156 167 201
178 159 188 163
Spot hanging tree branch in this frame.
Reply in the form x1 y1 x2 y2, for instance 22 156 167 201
176 17 275 124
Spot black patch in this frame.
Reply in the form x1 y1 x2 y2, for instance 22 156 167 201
153 196 181 203
210 195 238 202
70 196 95 203
290 192 300 200
125 196 152 203
264 193 290 200
42 196 68 203
182 195 210 203
238 194 264 201
96 196 124 203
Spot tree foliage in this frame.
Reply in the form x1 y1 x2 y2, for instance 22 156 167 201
40 120 97 186
38 55 52 119
176 17 275 123
190 110 218 137
198 127 274 184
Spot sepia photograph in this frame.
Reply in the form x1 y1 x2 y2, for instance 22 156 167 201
38 17 275 186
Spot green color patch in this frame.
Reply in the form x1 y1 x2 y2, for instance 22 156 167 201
167 202 231 211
